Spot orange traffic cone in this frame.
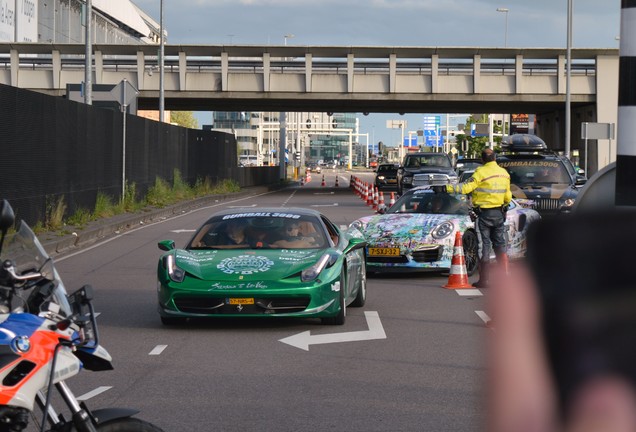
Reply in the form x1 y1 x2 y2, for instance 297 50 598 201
443 231 473 289
373 187 379 210
321 175 326 187
379 191 385 207
389 192 396 207
366 184 374 206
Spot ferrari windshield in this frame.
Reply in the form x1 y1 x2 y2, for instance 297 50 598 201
388 190 471 215
187 213 329 250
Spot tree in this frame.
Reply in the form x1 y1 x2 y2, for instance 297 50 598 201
170 111 199 129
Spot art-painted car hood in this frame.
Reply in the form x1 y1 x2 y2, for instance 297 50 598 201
172 248 326 281
354 213 471 247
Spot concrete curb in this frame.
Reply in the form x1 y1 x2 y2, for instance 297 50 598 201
41 186 273 258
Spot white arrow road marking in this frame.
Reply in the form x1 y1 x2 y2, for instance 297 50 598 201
149 345 168 355
279 311 386 351
456 289 483 297
170 229 196 233
77 386 112 401
310 203 339 207
228 204 257 208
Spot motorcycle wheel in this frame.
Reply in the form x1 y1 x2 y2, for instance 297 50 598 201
96 417 165 432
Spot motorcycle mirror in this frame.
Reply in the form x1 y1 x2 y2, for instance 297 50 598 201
0 200 15 233
0 200 15 254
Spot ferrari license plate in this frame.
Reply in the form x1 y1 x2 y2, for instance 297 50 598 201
227 298 254 305
368 247 400 256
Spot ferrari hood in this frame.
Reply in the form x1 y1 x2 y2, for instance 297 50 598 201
173 248 324 281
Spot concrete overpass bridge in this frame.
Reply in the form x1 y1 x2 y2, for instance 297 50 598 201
0 43 619 172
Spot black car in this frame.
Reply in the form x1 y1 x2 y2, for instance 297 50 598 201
497 134 587 216
397 152 458 195
374 163 399 191
455 158 483 176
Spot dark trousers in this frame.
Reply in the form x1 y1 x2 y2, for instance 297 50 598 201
477 207 507 262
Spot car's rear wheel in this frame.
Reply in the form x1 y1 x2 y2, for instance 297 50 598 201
462 230 479 276
322 268 346 325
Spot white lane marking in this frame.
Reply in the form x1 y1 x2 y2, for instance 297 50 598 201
456 289 483 297
281 189 297 207
279 311 386 351
170 229 196 233
310 203 339 207
228 204 257 208
149 345 167 355
475 310 491 324
314 192 335 195
77 386 112 401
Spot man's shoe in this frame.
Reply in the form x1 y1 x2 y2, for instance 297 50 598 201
472 280 490 288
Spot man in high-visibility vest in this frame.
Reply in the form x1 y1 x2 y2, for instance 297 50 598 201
435 148 511 288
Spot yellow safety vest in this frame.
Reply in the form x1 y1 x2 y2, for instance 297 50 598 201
446 161 512 209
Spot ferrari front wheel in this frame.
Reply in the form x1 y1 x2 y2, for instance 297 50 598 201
462 230 479 276
322 269 346 325
351 260 366 307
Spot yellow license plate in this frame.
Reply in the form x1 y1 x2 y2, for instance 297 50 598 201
368 247 400 256
228 298 254 305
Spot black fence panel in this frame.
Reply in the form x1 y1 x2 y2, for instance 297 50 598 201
0 83 279 225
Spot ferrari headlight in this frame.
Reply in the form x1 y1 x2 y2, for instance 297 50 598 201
431 221 455 239
164 254 186 283
349 220 363 231
403 176 413 185
301 254 331 282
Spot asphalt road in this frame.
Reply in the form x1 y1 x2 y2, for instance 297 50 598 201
47 169 490 432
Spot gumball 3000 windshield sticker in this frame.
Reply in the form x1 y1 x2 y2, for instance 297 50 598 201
218 255 274 275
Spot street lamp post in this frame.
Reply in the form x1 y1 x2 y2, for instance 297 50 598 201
159 0 165 123
284 34 294 45
84 0 92 105
565 0 572 159
497 8 510 143
496 8 509 47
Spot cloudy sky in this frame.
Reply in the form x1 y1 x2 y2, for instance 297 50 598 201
133 0 621 147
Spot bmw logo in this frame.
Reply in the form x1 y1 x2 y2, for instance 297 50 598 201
10 336 31 354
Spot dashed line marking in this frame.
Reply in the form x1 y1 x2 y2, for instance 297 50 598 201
475 310 491 324
149 345 168 355
77 386 112 401
456 289 483 297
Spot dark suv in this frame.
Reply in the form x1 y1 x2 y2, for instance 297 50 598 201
497 134 587 216
397 152 458 195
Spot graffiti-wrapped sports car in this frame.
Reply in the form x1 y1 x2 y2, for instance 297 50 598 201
157 208 367 325
350 187 540 274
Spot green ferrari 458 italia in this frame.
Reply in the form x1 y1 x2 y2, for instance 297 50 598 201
157 208 367 325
